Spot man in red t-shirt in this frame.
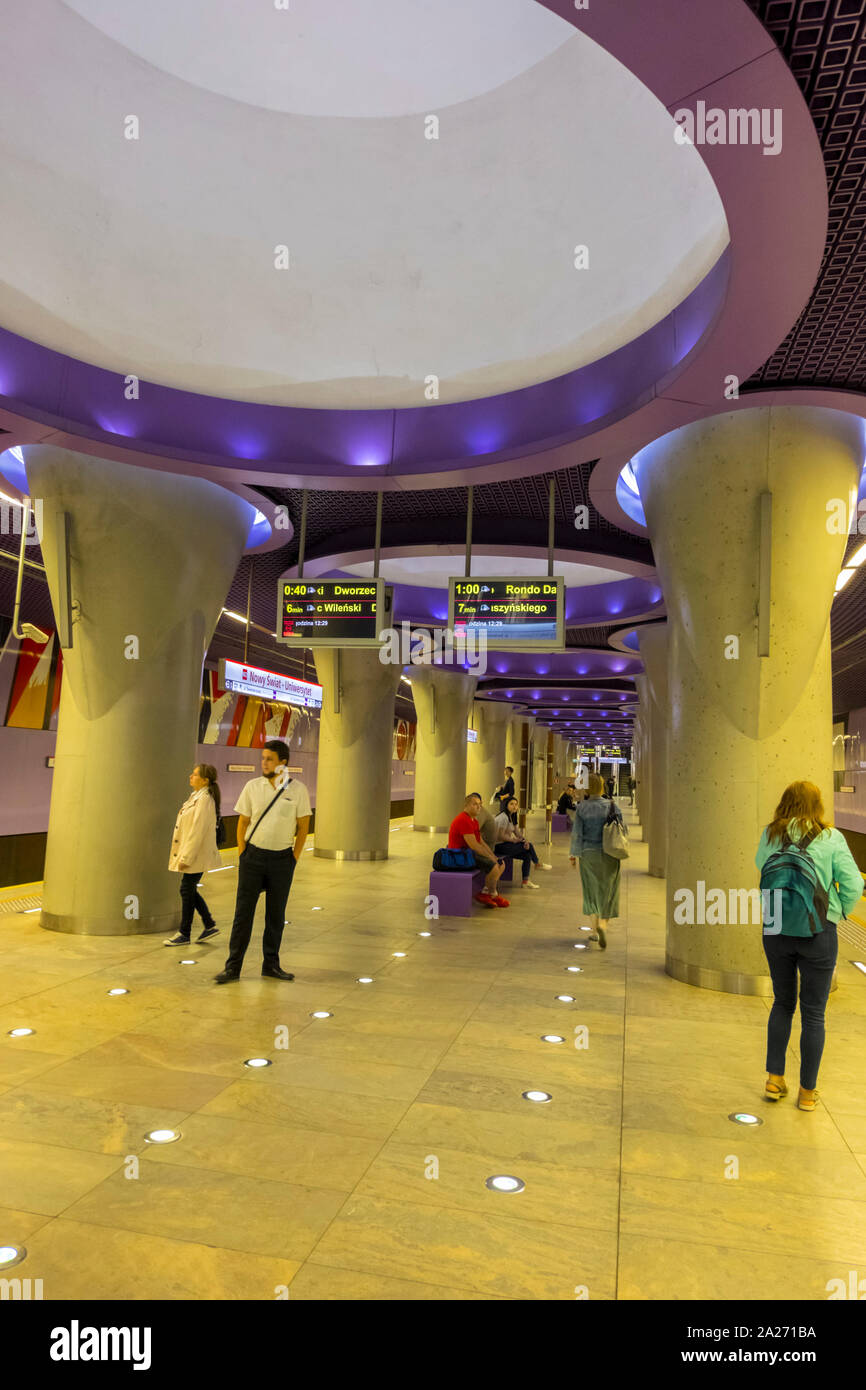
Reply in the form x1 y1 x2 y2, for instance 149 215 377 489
447 793 508 908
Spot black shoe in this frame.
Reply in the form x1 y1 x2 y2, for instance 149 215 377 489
197 924 219 941
261 965 295 980
214 970 240 984
164 933 191 947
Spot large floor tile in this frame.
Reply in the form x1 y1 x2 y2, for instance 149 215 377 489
287 1263 498 1299
198 1076 410 1140
0 1136 122 1215
618 1232 864 1301
63 1163 347 1261
141 1111 383 1190
307 1194 617 1300
21 1219 300 1301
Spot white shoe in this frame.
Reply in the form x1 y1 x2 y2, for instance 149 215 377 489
521 879 541 889
540 863 553 871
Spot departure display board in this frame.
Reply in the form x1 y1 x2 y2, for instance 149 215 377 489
277 576 391 647
448 576 565 651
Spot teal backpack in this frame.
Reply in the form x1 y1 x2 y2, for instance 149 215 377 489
759 827 830 937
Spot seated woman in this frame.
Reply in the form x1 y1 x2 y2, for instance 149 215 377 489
493 798 541 889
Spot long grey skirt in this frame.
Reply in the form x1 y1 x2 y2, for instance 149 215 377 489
578 849 621 918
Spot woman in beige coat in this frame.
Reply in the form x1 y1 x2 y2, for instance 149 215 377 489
165 764 223 946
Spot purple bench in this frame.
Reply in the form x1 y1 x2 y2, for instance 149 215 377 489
552 813 571 833
429 869 485 917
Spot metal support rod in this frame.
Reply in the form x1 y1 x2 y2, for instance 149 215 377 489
548 477 556 577
244 557 253 664
296 488 308 579
334 648 342 715
757 491 772 658
465 485 474 577
373 490 383 578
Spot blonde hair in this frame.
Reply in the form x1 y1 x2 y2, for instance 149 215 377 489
587 773 605 796
766 781 830 845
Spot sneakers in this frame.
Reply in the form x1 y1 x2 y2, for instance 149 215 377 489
164 933 191 947
197 924 219 941
475 892 498 908
521 879 540 889
540 863 553 871
764 1078 788 1102
798 1088 820 1111
492 895 510 908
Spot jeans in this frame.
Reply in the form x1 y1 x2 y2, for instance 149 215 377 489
763 921 838 1089
178 872 214 939
225 845 296 974
494 841 539 881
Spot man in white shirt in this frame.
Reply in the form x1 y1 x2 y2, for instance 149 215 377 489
215 740 311 983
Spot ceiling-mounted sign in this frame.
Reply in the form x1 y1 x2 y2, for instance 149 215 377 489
219 658 322 708
449 576 564 651
277 576 392 647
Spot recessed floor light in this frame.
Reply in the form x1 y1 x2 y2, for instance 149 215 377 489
485 1175 525 1193
179 959 197 966
0 1245 26 1269
310 1011 332 1019
357 977 374 984
555 995 575 1003
541 1034 565 1044
579 926 592 933
145 1128 181 1144
244 1058 272 1068
7 1028 34 1037
418 931 431 937
565 966 583 974
573 944 587 951
728 1112 762 1127
107 988 129 996
311 906 323 911
522 1090 552 1104
392 951 407 958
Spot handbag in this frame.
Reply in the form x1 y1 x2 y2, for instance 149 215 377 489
432 847 476 872
602 799 629 860
215 814 227 848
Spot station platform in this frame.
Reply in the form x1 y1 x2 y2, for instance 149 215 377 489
0 809 865 1301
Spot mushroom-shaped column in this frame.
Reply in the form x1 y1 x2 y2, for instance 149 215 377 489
24 447 255 935
638 407 860 993
634 673 653 848
312 649 402 859
411 667 478 832
638 625 670 878
466 700 513 801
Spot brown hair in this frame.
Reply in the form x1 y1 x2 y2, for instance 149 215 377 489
587 772 605 796
196 763 221 817
766 781 829 845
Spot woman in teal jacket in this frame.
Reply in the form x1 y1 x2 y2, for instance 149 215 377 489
755 781 863 1111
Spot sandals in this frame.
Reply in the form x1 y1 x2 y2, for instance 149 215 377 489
764 1079 788 1102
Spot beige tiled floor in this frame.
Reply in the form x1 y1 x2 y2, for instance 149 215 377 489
1 809 865 1301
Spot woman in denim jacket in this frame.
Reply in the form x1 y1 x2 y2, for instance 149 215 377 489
569 772 624 950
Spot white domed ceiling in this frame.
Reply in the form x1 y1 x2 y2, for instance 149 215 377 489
339 554 635 588
0 1 729 409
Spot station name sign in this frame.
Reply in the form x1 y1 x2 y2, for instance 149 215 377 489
448 576 565 651
218 658 323 708
277 577 391 647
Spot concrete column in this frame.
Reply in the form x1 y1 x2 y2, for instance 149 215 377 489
507 715 534 808
634 674 653 847
411 667 477 832
466 700 512 800
23 446 254 935
313 649 402 859
639 406 860 993
638 624 669 878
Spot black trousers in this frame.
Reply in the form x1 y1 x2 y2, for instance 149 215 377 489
225 845 296 974
178 872 214 939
